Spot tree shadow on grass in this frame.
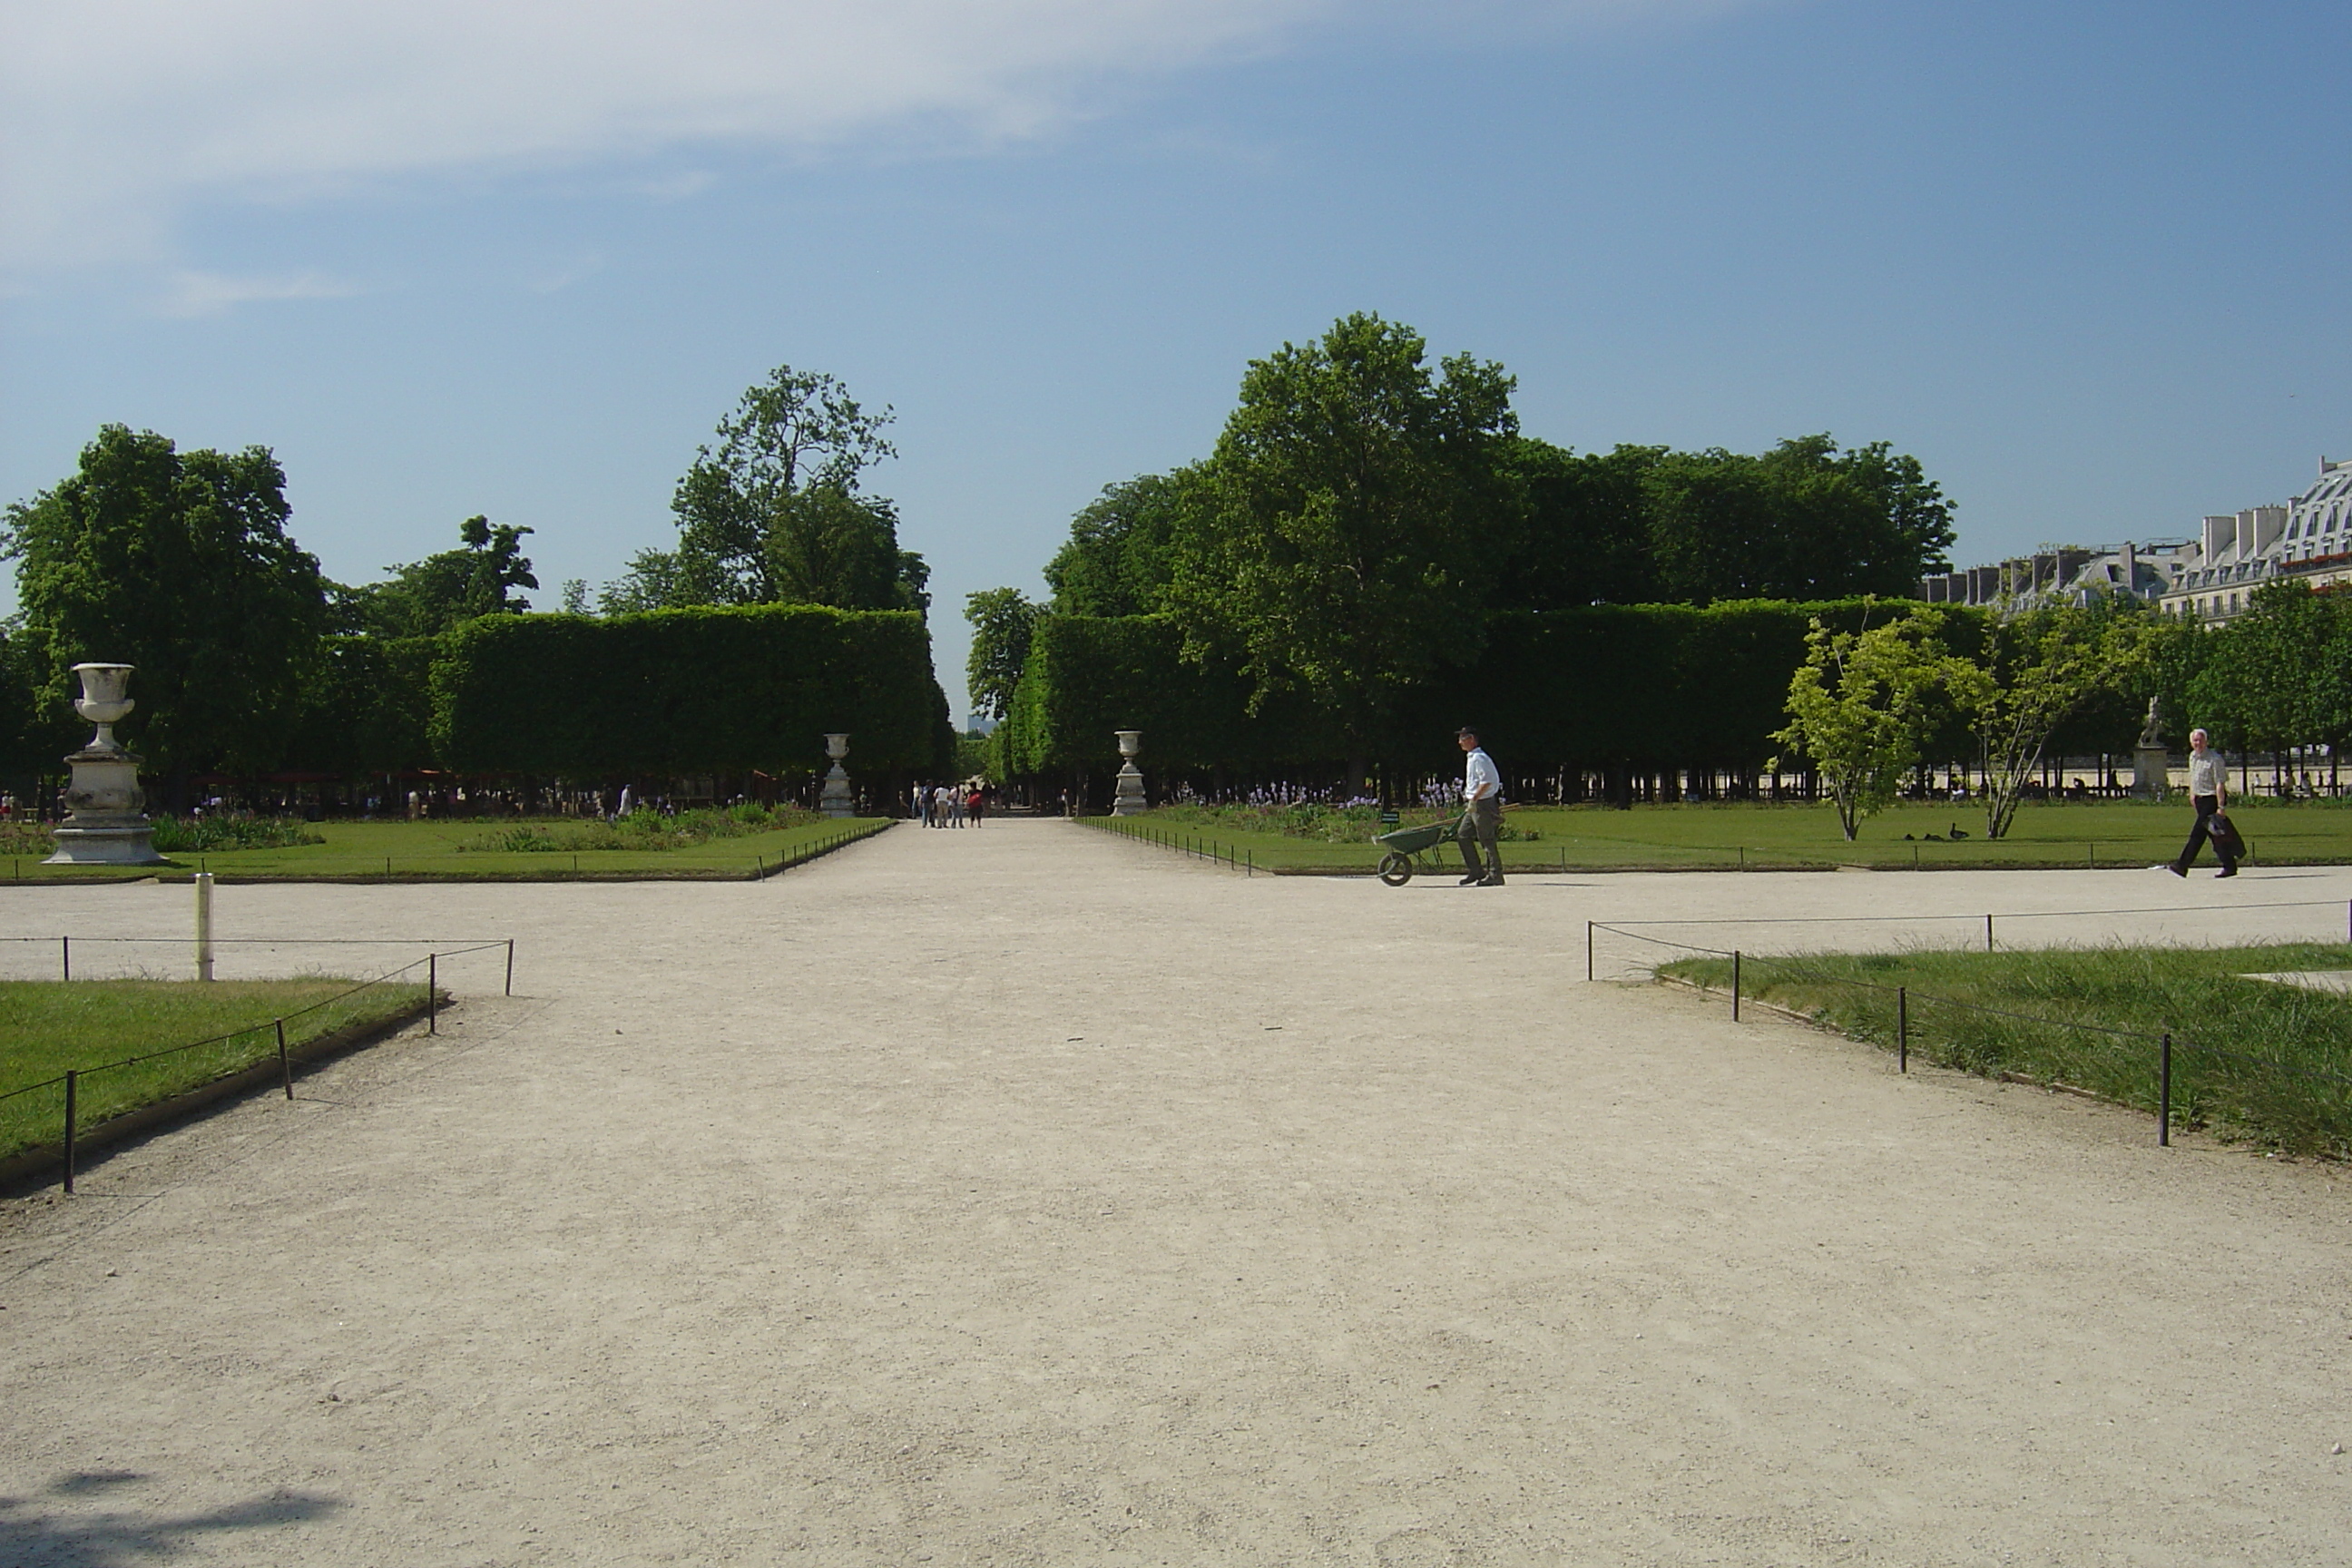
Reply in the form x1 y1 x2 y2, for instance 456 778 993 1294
0 1471 340 1565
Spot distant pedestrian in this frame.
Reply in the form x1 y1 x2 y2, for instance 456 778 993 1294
966 785 985 827
2168 728 2239 878
1455 727 1504 887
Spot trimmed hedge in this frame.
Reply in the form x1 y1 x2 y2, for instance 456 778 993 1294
998 600 2000 779
432 605 944 778
288 635 438 775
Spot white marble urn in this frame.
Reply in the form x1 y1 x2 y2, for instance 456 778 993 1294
819 732 855 818
47 662 165 865
1112 730 1146 817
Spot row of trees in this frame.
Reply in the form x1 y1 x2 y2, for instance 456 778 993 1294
1773 580 2352 842
1 365 949 803
968 311 1961 787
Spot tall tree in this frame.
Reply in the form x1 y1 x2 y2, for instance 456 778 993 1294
965 587 1041 721
1164 312 1520 784
611 364 926 613
1961 602 2148 838
3 425 327 801
332 514 537 638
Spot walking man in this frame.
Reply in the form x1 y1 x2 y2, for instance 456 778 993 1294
1455 727 1504 887
2168 727 2238 878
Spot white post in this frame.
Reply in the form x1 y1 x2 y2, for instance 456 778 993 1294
193 872 215 982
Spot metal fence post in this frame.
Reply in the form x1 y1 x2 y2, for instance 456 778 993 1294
60 935 70 982
1731 951 1741 1021
62 1070 77 1194
1586 922 1594 982
1985 914 1995 953
2159 1032 2172 1147
427 953 437 1036
505 938 515 996
277 1018 292 1100
1897 986 1907 1073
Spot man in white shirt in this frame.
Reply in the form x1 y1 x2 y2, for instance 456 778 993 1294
1455 727 1504 887
2167 727 2237 877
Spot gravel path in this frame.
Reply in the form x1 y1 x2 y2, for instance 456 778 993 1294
2 820 2348 1565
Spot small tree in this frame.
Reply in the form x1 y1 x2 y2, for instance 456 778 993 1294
964 587 1040 723
1774 608 1975 840
1962 603 2147 839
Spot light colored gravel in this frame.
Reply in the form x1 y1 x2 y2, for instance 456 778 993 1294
2 821 2348 1565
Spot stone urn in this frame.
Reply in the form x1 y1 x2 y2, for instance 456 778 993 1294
819 732 855 818
1112 730 1147 817
46 662 165 865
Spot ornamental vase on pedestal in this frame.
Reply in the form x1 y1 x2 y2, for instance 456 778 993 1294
820 733 855 818
46 662 165 865
1112 730 1146 818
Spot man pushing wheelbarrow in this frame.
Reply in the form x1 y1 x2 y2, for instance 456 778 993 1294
1455 727 1504 887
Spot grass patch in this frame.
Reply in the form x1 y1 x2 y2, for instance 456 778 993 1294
457 802 816 853
0 977 428 1162
1093 799 2352 873
0 815 889 884
1657 943 2352 1155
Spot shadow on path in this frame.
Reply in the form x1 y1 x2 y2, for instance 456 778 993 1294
0 1472 339 1565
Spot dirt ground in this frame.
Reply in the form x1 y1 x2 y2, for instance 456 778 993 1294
2 820 2348 1566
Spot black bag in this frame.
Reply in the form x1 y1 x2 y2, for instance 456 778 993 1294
2207 811 2248 861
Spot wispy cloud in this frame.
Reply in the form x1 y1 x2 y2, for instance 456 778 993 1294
155 270 359 318
0 0 1749 279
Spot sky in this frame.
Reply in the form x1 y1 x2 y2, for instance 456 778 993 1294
4 0 2347 721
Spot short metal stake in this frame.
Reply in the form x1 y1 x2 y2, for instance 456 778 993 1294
2159 1032 2172 1146
60 935 70 982
427 953 438 1035
1586 921 1594 982
1985 913 1995 953
193 871 215 982
1731 951 1741 1021
61 1070 78 1193
505 938 515 996
1896 986 1908 1073
277 1018 292 1100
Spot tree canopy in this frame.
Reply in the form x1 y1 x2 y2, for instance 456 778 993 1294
604 365 928 615
2 424 326 791
332 514 538 638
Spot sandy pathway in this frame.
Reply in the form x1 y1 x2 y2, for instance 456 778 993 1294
2 821 2347 1565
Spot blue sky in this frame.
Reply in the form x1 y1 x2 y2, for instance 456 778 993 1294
4 0 2347 719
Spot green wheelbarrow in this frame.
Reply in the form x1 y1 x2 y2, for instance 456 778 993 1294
1373 816 1463 887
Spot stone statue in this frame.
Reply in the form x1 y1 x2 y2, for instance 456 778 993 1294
2137 695 2164 749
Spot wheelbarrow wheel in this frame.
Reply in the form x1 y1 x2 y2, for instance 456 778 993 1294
1377 852 1413 887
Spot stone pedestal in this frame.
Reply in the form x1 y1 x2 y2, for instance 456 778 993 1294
820 732 855 818
2132 744 2171 801
46 662 165 865
1112 730 1146 817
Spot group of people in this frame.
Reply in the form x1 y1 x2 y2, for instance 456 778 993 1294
913 781 987 828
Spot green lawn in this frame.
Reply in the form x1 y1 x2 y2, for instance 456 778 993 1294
1656 943 2352 1155
1093 799 2352 873
0 816 893 885
0 977 428 1162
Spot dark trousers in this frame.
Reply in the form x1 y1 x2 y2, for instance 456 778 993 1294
1457 799 1503 881
2175 794 2237 872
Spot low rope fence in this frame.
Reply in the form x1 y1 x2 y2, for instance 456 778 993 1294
0 936 514 1193
1585 898 2352 1150
1083 817 1256 876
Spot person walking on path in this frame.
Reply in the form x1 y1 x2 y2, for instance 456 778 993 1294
966 785 985 827
1455 727 1504 887
2168 727 2239 878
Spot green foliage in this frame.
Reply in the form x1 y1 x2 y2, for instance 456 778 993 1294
964 587 1040 721
1164 312 1522 762
1960 602 2148 838
1154 801 1542 843
608 364 926 614
458 802 816 853
331 514 537 638
1774 607 1976 839
285 635 438 776
2 425 327 788
430 604 941 778
1044 470 1200 616
999 600 1919 781
2184 582 2352 760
